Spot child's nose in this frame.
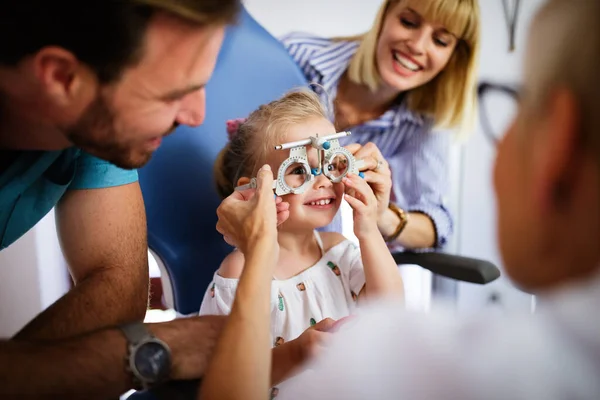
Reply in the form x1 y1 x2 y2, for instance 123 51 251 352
312 173 332 189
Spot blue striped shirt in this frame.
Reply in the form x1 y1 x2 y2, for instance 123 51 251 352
281 32 452 249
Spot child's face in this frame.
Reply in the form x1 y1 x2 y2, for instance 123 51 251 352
267 117 345 231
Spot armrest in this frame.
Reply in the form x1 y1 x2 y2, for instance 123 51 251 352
391 252 501 284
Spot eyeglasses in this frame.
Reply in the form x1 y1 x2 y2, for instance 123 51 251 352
478 82 520 145
235 131 365 196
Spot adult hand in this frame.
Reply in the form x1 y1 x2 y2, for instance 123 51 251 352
346 142 392 220
216 165 289 252
153 315 228 381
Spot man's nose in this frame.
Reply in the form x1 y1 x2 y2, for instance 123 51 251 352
175 89 206 127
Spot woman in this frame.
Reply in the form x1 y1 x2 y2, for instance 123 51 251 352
281 0 480 249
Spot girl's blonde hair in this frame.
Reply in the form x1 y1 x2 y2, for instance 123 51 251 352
214 88 329 198
336 0 480 134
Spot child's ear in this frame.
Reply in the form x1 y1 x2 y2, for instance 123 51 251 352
237 177 251 187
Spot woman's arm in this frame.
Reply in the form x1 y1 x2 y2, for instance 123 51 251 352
347 129 453 250
378 209 437 249
200 165 280 400
200 241 277 400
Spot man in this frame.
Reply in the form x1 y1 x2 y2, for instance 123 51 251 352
275 0 600 398
0 1 237 398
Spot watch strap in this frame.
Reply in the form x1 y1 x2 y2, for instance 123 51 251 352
384 203 409 243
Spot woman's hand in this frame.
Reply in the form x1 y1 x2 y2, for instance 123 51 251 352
345 142 392 222
342 173 380 240
216 164 288 254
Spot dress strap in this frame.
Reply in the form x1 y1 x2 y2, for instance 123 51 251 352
313 230 325 256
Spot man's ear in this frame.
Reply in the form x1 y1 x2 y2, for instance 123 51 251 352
531 87 581 212
32 47 91 106
237 177 251 187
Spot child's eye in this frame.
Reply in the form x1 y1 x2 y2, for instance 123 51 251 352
291 167 306 175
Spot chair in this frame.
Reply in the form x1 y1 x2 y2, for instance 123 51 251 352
131 6 500 399
138 7 307 317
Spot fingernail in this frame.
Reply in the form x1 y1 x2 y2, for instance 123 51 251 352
261 164 271 171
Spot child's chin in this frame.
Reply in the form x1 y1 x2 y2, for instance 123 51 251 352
286 208 338 230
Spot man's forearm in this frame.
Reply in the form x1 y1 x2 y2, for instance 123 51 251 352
1 316 226 399
14 268 148 341
0 329 131 399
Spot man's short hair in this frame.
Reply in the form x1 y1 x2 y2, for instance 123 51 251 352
525 0 600 156
0 0 240 83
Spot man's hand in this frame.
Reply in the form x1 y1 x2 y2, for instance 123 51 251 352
154 315 228 381
0 315 227 399
216 164 289 252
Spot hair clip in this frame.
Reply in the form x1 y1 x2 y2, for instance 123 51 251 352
225 118 247 141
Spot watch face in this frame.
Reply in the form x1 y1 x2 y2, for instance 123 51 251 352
134 341 170 382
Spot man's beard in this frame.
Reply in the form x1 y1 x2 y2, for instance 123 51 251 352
67 95 153 170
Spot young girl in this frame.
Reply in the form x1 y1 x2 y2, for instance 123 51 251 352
199 88 404 395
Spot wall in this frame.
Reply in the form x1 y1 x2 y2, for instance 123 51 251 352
0 210 70 337
456 0 544 314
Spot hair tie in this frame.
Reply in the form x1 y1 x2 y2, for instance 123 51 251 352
226 118 247 141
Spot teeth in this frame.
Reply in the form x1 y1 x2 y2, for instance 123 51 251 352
393 52 420 71
309 198 331 206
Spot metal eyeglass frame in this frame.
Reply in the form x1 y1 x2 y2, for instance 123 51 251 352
235 131 365 196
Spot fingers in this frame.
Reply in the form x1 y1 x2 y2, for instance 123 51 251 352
343 174 375 203
345 143 362 155
276 200 289 212
223 235 236 247
360 156 390 175
311 317 337 332
343 191 363 210
329 315 356 333
236 187 257 201
255 164 275 200
361 170 392 190
276 210 290 226
352 142 380 160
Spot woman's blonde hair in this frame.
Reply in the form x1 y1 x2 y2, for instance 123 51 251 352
338 0 480 133
214 88 329 198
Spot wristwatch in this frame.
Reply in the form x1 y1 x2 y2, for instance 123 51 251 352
120 322 172 390
384 203 409 243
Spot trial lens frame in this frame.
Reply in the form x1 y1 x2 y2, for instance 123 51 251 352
235 131 365 196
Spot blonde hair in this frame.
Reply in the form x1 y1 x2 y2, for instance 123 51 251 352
214 88 329 198
524 0 600 160
336 0 480 133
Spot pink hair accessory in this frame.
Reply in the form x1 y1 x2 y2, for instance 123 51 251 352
226 118 247 141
